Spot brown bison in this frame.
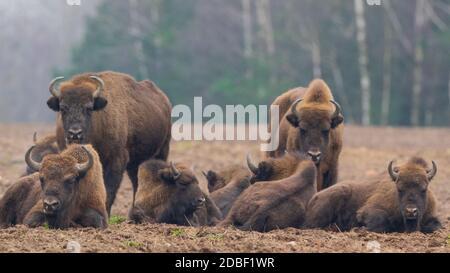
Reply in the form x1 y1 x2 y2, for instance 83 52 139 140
0 144 107 229
219 153 317 232
208 166 252 217
266 79 344 191
128 160 222 226
203 165 250 193
23 132 59 176
305 157 441 233
46 71 172 214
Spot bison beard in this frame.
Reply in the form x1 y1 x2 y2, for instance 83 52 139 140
46 71 172 215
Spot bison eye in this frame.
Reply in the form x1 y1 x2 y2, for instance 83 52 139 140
300 128 307 135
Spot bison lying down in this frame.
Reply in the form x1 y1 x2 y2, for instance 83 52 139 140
206 165 252 217
129 160 222 226
305 157 441 233
220 152 317 232
0 144 107 229
23 133 59 176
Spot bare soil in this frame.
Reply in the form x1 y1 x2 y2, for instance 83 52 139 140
0 124 449 253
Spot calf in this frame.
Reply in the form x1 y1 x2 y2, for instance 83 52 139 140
0 144 107 229
220 153 317 232
305 157 441 233
129 160 222 226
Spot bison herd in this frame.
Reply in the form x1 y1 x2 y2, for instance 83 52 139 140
0 71 442 235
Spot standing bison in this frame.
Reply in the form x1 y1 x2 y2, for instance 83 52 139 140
0 144 107 229
46 71 172 213
305 157 441 233
267 79 344 191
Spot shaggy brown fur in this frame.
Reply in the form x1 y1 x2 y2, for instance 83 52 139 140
209 168 252 217
129 160 222 226
0 145 107 229
220 154 317 232
266 79 343 191
204 165 250 193
23 133 59 176
305 157 441 233
47 71 172 214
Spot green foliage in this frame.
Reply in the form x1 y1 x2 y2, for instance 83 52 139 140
109 215 126 225
124 240 143 248
60 0 450 126
170 228 185 237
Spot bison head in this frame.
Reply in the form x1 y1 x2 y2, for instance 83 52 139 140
25 145 94 228
158 162 206 225
285 99 343 164
46 76 108 144
388 159 437 232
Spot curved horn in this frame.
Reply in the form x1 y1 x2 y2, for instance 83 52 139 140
170 162 181 180
25 145 42 172
33 132 38 143
427 161 437 180
330 100 342 118
388 160 399 182
90 76 105 98
76 146 94 174
202 171 209 179
290 99 302 117
246 153 259 174
49 76 65 98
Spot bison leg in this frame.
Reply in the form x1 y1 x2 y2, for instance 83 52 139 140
357 208 390 233
77 208 107 229
104 157 128 215
154 133 171 161
421 216 442 233
126 164 139 207
23 205 46 228
305 185 352 230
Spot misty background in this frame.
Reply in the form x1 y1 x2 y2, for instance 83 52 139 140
0 0 449 126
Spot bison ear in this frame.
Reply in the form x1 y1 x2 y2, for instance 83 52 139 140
331 114 344 129
93 97 108 111
159 168 175 184
286 113 299 127
47 97 60 112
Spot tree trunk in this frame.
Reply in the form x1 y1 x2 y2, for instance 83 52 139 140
129 0 149 79
255 0 275 56
311 39 322 78
242 0 253 59
354 0 371 125
381 19 392 126
410 0 426 126
330 49 353 123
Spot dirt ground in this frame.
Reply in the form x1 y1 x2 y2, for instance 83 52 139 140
0 124 449 253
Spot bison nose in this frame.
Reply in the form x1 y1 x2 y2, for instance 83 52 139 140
43 198 60 214
405 207 418 219
307 151 321 163
68 128 83 140
196 197 206 207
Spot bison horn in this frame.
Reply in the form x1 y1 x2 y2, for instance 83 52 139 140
49 76 65 98
330 100 342 118
33 132 38 144
426 161 437 180
202 171 209 179
25 145 42 172
170 162 181 180
90 76 105 98
246 153 259 174
290 99 302 117
76 146 94 174
388 160 399 182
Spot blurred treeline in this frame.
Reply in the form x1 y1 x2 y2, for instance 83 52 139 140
1 0 450 126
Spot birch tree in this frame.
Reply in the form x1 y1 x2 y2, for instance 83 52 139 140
354 0 371 125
